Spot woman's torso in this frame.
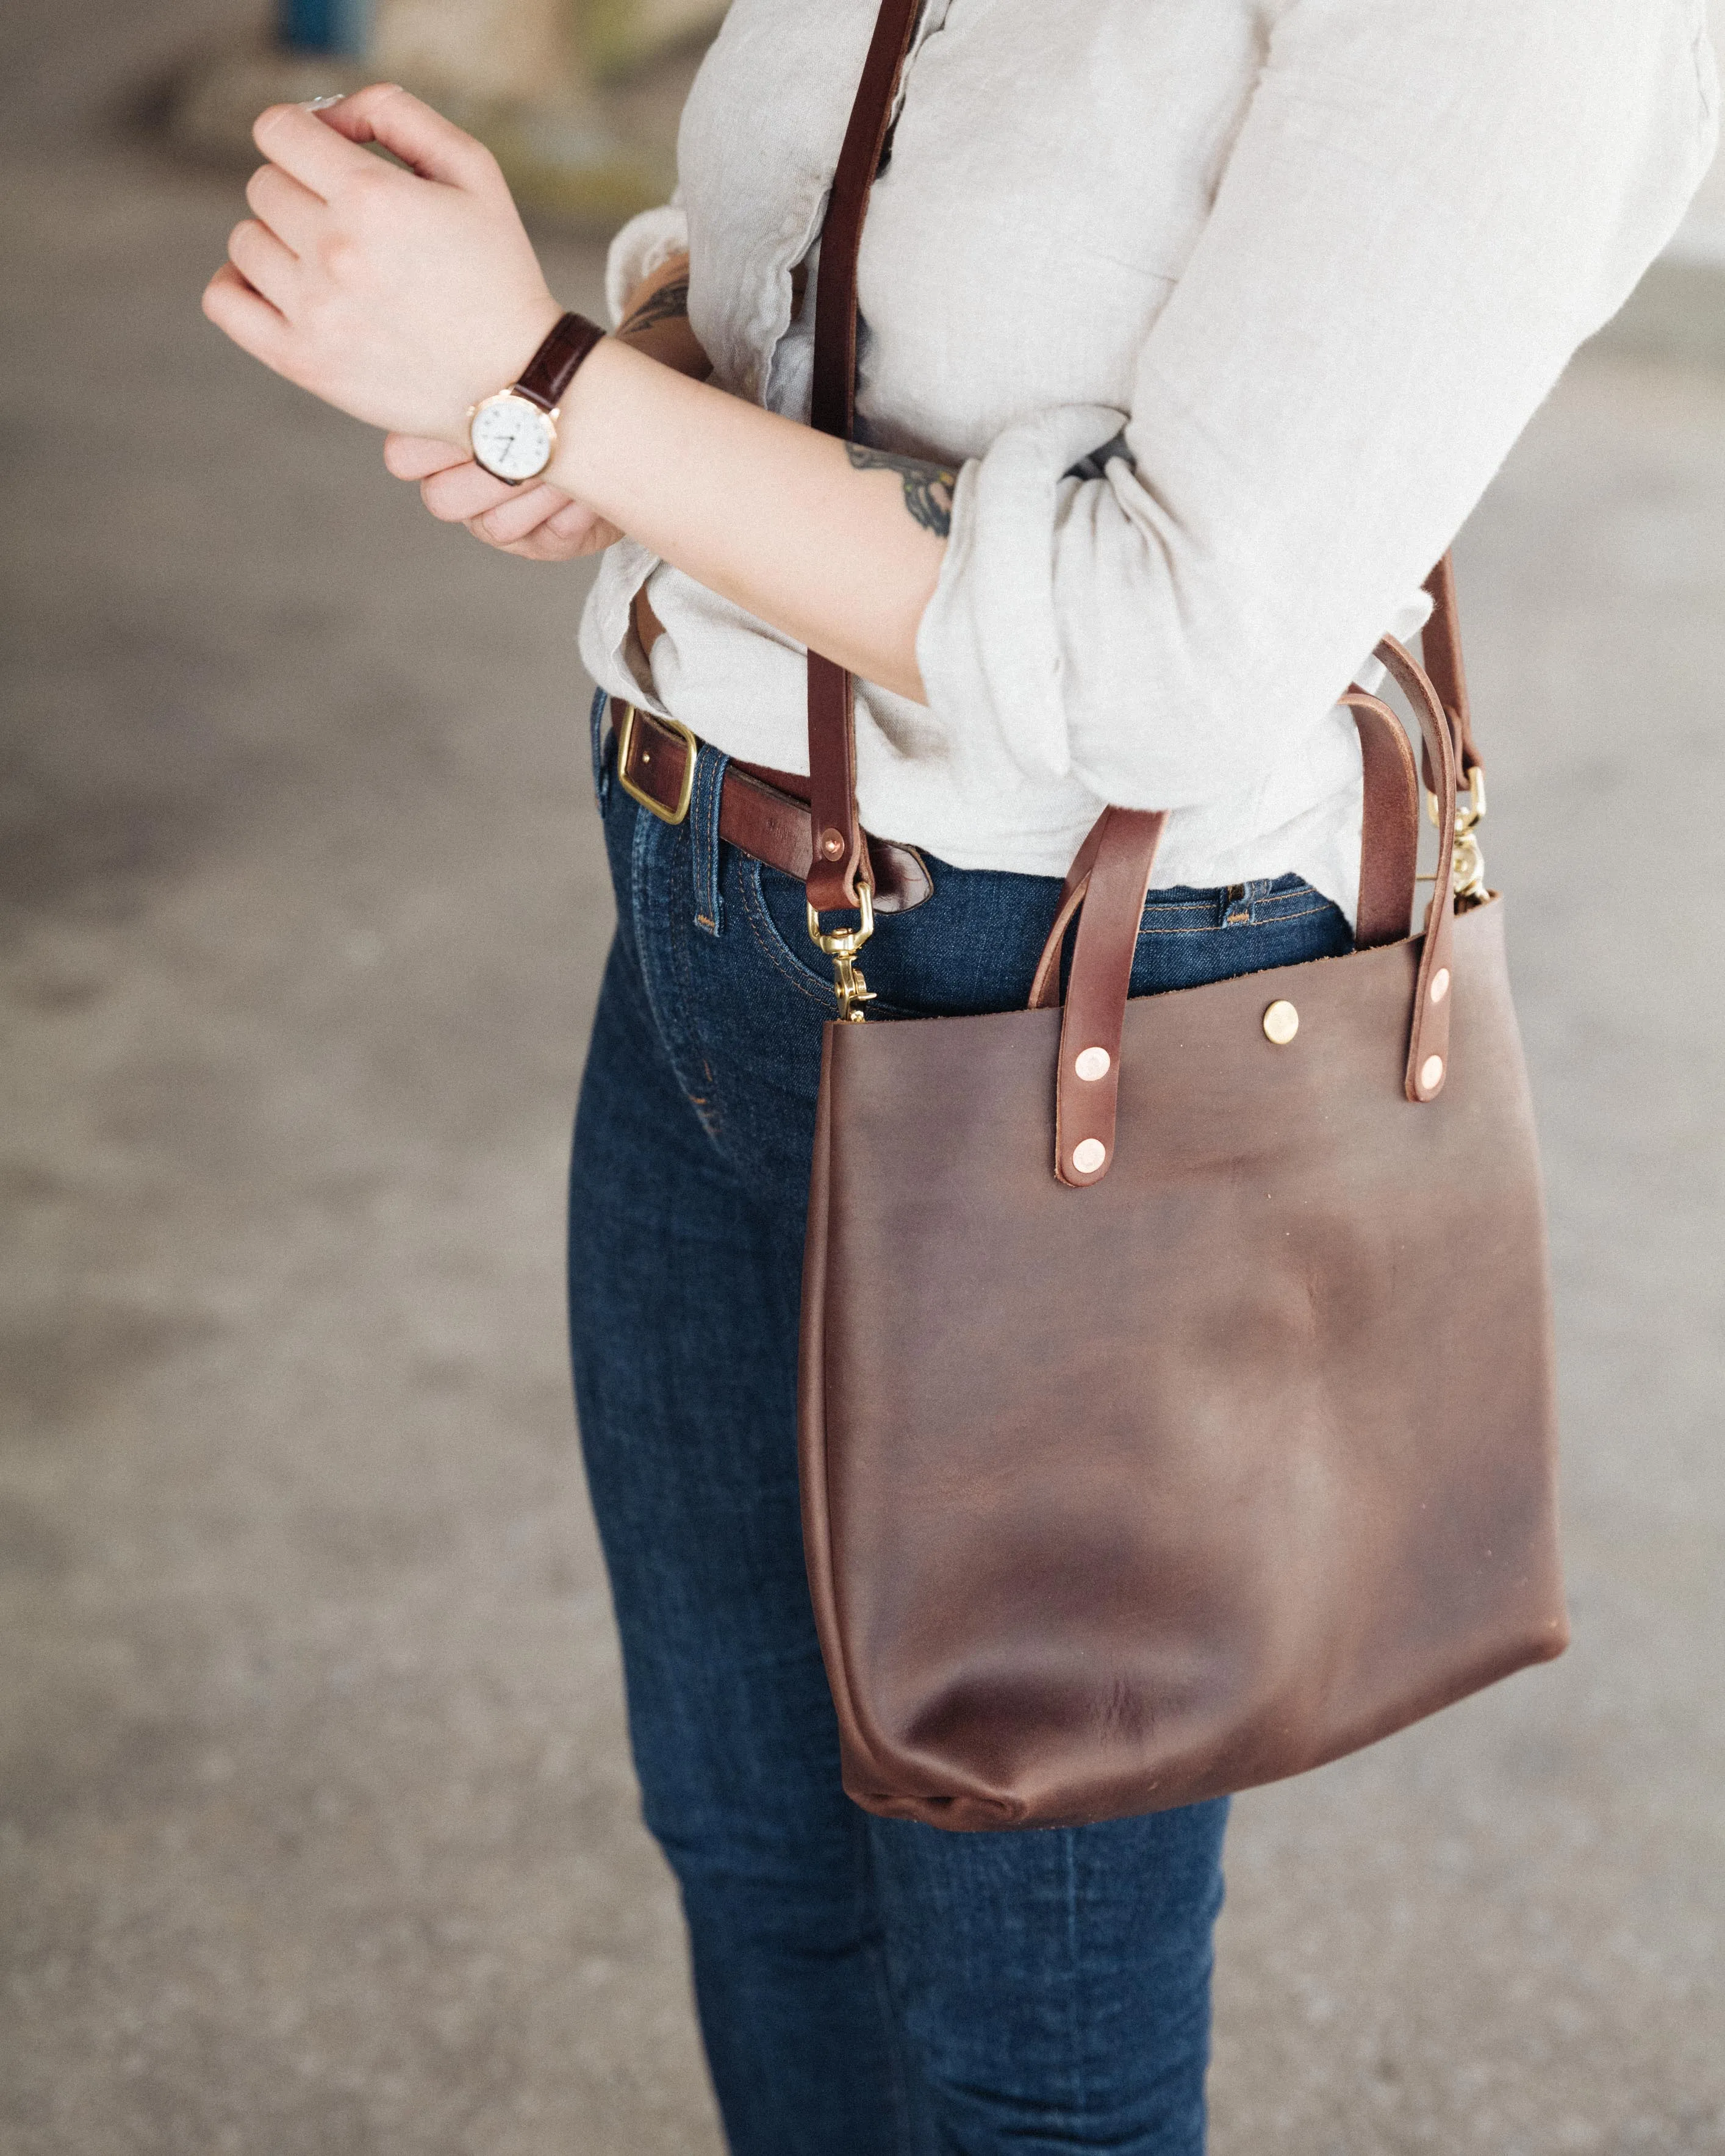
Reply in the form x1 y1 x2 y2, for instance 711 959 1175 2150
581 0 1429 909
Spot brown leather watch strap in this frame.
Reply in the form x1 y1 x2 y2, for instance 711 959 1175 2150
805 0 927 916
514 310 605 414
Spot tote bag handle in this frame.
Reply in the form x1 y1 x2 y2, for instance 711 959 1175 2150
1027 637 1461 1186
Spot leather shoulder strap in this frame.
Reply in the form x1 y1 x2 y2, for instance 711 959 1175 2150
805 0 925 915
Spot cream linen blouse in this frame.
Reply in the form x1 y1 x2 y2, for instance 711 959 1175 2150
579 0 1716 916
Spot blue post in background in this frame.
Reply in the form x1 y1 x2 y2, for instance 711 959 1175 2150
276 0 374 56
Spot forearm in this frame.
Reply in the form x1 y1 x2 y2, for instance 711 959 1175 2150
552 334 949 702
202 90 949 682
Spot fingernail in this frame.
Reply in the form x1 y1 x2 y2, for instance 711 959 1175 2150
301 93 346 110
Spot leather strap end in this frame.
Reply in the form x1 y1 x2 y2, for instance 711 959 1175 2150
1052 808 1167 1187
806 653 872 914
1372 636 1461 1103
806 837 873 915
1406 889 1457 1103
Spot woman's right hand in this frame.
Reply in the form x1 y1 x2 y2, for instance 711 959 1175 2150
381 433 620 559
384 247 707 562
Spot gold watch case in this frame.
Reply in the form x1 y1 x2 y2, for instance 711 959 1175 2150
467 389 560 486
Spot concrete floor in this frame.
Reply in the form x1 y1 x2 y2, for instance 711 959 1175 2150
2 7 1723 2152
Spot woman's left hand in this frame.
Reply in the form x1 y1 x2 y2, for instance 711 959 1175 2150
202 85 561 446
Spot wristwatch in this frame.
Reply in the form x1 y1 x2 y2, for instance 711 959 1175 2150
468 310 605 484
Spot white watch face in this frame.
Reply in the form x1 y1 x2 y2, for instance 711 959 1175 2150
469 393 556 483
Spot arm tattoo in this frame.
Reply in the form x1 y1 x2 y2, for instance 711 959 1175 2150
845 443 957 538
618 278 690 337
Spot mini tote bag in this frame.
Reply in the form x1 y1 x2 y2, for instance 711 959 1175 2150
796 0 1568 1830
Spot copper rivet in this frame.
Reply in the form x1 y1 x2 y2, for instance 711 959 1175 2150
1074 1046 1111 1082
1262 1000 1300 1045
1430 967 1451 1005
1420 1053 1445 1093
1072 1138 1106 1175
819 828 845 860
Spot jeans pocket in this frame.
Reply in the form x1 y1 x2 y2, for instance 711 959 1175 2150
739 858 850 1011
741 858 922 1019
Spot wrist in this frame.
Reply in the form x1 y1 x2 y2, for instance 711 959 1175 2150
467 306 606 483
499 293 565 381
540 330 634 504
437 294 557 443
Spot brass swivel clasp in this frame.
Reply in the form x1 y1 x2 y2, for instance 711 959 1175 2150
806 884 877 1022
1423 763 1488 905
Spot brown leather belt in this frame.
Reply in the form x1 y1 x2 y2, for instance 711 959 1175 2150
608 701 933 915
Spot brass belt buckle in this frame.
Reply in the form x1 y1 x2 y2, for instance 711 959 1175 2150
615 702 697 825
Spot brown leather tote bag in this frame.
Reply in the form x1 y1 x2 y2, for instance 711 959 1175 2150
797 0 1568 1832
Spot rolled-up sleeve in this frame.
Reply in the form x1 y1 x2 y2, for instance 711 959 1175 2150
916 0 1718 810
603 197 690 326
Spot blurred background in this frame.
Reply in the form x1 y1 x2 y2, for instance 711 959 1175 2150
2 2 1723 2151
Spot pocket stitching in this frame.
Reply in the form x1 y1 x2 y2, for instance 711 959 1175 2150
742 859 917 1018
1137 899 1341 938
740 858 846 1011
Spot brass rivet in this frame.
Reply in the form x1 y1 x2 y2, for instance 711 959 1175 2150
1072 1137 1106 1175
1430 967 1451 1005
1420 1053 1445 1093
1262 1000 1299 1045
819 828 845 861
1074 1046 1111 1082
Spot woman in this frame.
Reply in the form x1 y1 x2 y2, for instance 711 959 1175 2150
204 4 1713 2149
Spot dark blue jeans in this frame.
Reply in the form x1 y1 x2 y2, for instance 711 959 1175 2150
568 698 1353 2156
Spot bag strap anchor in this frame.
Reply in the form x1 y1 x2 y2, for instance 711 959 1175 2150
1029 637 1461 1187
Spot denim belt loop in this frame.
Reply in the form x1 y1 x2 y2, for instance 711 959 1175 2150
1221 881 1252 929
690 744 730 936
589 686 612 811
